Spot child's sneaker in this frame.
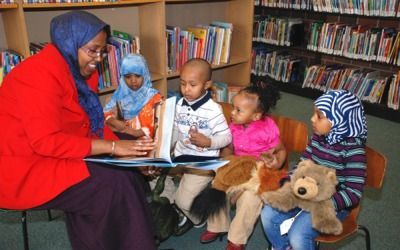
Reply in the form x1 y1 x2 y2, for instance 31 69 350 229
173 204 193 236
193 220 206 228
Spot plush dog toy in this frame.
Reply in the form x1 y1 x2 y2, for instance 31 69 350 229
261 160 343 235
190 155 285 222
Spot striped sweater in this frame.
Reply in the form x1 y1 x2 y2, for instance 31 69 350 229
291 134 367 211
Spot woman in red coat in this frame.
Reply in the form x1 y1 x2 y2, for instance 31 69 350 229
0 11 157 250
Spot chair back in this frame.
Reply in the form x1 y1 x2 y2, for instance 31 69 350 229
364 146 387 189
271 115 308 155
219 102 233 123
316 145 387 245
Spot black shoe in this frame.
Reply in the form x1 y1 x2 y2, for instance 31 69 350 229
174 217 193 236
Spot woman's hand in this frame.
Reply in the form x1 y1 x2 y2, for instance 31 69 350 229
90 138 156 157
114 139 155 157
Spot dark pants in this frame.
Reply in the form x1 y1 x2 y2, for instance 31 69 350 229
36 162 156 250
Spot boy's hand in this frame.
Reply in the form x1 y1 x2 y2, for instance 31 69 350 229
189 131 211 148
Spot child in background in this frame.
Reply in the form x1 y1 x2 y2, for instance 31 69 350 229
103 54 162 139
200 83 287 250
172 58 232 235
261 90 368 250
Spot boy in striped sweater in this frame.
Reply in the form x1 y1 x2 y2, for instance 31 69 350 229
261 90 368 250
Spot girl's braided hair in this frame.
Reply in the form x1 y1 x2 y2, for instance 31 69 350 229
239 81 280 117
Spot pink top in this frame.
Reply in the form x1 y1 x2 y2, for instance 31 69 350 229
230 116 280 158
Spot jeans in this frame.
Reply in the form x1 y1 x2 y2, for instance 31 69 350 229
260 206 348 250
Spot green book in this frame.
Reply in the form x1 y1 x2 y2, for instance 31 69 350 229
112 30 132 41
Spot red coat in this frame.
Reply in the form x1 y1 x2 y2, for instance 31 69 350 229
0 44 115 209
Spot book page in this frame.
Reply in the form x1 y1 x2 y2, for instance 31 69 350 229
153 96 175 161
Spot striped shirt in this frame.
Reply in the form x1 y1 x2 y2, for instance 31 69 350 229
291 134 366 211
173 92 231 157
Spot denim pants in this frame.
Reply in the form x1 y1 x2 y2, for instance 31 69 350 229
260 205 348 250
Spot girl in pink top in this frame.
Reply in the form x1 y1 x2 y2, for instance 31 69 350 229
200 82 287 250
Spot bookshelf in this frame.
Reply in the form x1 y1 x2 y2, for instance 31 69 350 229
253 2 400 123
0 0 253 100
165 0 253 89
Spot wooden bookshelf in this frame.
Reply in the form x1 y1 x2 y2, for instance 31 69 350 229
166 55 250 79
98 71 164 94
0 4 18 9
165 0 253 88
0 0 253 99
22 0 162 9
253 2 400 122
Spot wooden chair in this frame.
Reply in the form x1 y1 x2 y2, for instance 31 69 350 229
270 115 308 170
0 209 53 250
316 146 387 250
218 102 309 170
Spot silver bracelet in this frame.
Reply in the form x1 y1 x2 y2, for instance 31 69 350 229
110 141 116 157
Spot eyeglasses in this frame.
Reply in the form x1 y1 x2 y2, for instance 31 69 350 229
81 45 109 59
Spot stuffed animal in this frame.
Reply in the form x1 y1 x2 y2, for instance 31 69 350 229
261 160 343 235
190 155 285 222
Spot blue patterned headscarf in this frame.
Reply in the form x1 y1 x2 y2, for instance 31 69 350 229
50 11 109 138
315 90 367 145
103 54 158 120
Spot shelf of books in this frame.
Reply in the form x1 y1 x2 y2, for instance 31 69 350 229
166 0 211 2
98 72 164 94
165 20 234 74
252 73 400 122
166 55 248 79
1 3 24 84
22 0 161 8
166 0 253 88
1 0 253 101
253 1 400 122
255 0 400 18
0 50 22 86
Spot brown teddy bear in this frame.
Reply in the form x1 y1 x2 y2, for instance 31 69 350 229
261 160 343 235
190 155 285 222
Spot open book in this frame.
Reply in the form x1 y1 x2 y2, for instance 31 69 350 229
85 96 229 170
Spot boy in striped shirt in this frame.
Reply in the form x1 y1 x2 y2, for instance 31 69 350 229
172 58 232 236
